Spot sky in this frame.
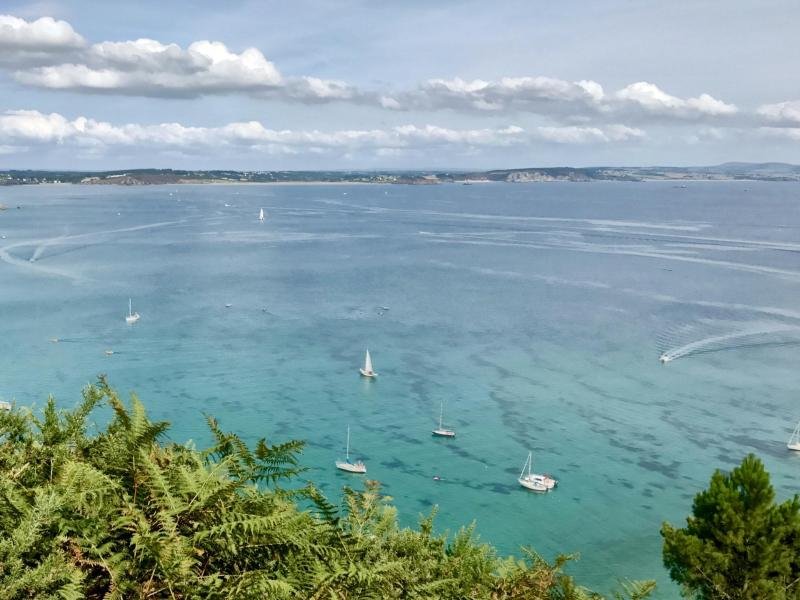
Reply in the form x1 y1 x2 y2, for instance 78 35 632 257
1 0 799 170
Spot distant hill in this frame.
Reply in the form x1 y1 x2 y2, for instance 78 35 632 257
2 162 800 186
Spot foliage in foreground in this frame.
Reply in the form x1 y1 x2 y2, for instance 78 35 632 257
0 378 654 599
662 454 800 600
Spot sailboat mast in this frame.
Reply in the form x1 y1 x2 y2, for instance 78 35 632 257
439 400 444 429
346 426 351 461
527 452 532 479
128 298 132 317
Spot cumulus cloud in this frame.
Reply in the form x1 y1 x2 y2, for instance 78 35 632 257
757 101 800 126
534 124 645 144
15 39 287 97
613 82 737 118
1 15 356 102
0 14 85 65
384 76 607 114
383 77 737 122
0 110 643 157
0 14 742 126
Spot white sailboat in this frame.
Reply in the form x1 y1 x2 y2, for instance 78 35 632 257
518 452 557 492
335 426 367 473
788 420 800 451
259 208 265 221
125 298 140 324
359 349 377 378
432 400 455 437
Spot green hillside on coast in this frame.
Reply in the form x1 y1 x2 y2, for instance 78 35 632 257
0 378 654 599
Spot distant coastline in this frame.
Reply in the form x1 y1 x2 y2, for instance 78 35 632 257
2 162 800 186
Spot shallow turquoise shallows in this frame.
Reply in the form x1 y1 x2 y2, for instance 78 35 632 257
2 182 799 597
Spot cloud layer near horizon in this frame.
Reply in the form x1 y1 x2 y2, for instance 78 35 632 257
0 109 649 158
0 12 798 167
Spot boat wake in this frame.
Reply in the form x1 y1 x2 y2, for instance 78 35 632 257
658 323 800 363
0 220 183 280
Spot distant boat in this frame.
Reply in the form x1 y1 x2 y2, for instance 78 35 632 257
359 349 377 378
0 400 11 411
659 353 672 364
432 400 456 437
259 208 265 221
125 298 140 324
335 426 366 473
518 451 557 492
788 420 800 451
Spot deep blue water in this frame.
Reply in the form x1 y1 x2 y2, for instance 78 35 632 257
1 181 799 597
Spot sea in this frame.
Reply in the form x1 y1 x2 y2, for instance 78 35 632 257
1 181 799 597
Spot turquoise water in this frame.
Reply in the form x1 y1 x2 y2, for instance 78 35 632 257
2 182 799 597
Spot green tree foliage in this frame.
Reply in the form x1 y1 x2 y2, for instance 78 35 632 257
0 377 654 599
662 454 800 599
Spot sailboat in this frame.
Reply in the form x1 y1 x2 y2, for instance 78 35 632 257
259 208 265 221
359 350 377 378
335 426 367 473
788 420 800 451
125 298 140 324
518 452 557 492
432 400 455 437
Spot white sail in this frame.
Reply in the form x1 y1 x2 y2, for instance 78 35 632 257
432 400 456 437
519 452 531 480
518 451 557 491
336 425 366 473
789 420 800 451
364 350 373 373
125 298 140 324
259 208 265 221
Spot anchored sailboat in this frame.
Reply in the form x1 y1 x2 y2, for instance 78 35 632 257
518 452 557 492
125 298 140 324
359 350 377 378
432 400 455 437
259 208 265 221
335 426 366 473
788 420 800 451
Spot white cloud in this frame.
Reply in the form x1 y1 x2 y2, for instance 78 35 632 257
534 124 645 144
0 110 643 156
1 15 356 101
0 14 85 65
757 101 800 126
15 38 288 97
385 76 606 114
0 14 743 129
614 82 737 118
0 14 84 50
384 77 737 123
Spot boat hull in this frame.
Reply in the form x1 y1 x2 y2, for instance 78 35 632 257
788 443 800 452
125 313 140 324
432 429 456 437
359 369 376 378
518 477 548 492
335 461 367 473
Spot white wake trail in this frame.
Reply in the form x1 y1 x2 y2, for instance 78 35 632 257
659 324 800 363
0 219 183 280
